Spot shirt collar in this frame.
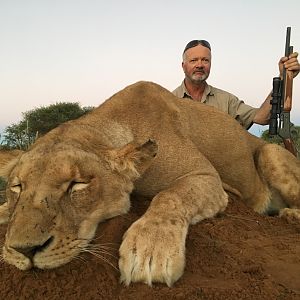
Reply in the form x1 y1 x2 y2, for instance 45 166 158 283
180 80 214 102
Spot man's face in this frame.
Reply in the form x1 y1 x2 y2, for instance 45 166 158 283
182 45 211 84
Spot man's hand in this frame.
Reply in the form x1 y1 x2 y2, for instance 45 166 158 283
279 52 300 78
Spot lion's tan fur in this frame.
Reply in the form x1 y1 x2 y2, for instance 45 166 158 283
0 81 299 286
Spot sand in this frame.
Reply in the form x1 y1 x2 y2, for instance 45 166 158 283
0 195 300 300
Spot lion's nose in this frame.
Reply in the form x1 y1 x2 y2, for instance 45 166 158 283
12 246 38 260
11 237 53 259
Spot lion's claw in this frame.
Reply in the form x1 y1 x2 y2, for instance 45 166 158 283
119 216 187 286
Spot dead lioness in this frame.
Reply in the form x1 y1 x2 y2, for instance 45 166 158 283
0 81 299 287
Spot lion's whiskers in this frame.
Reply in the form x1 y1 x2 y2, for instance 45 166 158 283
83 244 118 260
88 244 118 252
87 248 118 260
73 253 88 264
80 244 119 272
85 250 119 272
90 234 105 241
80 235 120 247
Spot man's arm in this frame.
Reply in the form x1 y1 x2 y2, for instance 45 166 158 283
253 52 300 125
253 92 272 125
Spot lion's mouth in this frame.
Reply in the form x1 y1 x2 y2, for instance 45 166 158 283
12 236 54 261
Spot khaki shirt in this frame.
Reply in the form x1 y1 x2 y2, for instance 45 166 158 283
173 81 258 129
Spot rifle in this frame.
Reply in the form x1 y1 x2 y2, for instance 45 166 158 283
269 27 298 157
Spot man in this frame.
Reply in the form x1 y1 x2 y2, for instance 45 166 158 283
173 40 300 129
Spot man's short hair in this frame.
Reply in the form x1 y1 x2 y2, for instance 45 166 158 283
183 40 211 54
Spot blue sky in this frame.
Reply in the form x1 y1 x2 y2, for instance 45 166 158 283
0 0 299 137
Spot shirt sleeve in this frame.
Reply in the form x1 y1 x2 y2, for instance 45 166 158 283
228 96 258 129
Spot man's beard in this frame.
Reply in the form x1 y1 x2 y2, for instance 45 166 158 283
188 68 209 84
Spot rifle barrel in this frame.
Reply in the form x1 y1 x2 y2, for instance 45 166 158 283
285 27 291 57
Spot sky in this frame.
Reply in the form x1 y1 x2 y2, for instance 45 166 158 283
0 0 300 138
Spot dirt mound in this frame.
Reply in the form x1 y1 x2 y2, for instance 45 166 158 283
1 195 300 300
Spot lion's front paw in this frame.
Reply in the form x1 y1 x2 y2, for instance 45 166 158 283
119 215 188 287
279 208 300 222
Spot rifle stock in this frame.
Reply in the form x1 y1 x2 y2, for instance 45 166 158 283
283 138 297 155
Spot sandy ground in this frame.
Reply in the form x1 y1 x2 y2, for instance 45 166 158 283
0 195 300 300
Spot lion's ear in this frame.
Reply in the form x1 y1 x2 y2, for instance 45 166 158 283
0 150 23 179
107 139 158 180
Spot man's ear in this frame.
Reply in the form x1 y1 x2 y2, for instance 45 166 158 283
106 139 158 180
0 149 23 179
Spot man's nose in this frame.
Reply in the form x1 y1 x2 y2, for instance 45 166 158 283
195 61 204 68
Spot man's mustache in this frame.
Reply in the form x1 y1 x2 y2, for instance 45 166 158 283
193 67 206 74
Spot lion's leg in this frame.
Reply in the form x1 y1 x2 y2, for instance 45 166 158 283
256 144 300 221
119 171 228 286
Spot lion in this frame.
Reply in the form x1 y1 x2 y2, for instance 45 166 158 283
0 149 23 166
0 81 299 286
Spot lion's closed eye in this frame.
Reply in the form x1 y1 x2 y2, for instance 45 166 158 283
10 184 21 194
10 178 22 195
69 182 90 193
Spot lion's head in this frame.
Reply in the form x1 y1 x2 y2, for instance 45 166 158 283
0 137 157 271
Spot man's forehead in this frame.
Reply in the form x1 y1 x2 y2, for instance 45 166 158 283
185 45 211 58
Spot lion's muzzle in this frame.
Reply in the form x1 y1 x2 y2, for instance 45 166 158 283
10 236 54 262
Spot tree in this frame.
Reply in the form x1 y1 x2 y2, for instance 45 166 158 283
2 102 94 150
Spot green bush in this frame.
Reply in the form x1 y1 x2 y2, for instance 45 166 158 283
2 102 94 150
